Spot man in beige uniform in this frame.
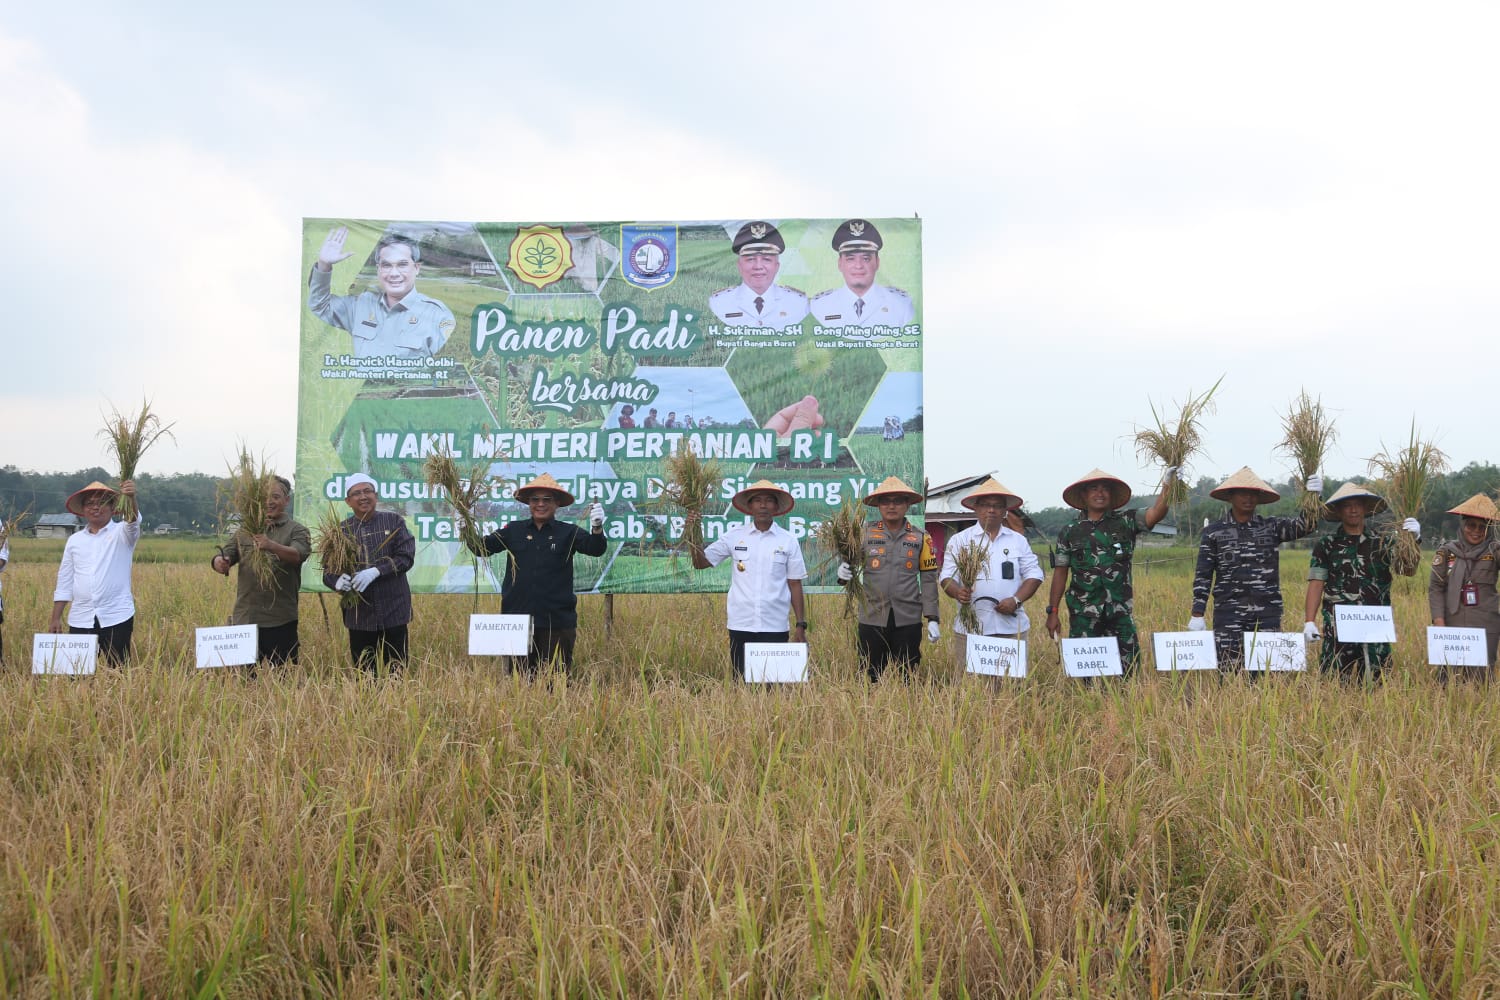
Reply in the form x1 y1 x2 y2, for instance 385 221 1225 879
836 476 940 680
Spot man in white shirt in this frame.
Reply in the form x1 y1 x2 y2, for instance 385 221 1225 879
49 479 142 666
939 477 1044 670
690 479 808 679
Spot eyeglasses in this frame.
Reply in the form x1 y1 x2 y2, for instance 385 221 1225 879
529 495 559 504
347 488 376 498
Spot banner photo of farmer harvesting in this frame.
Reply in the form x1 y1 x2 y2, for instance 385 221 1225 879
296 217 923 594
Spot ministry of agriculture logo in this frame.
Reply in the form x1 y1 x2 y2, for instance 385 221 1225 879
506 224 573 290
622 224 678 290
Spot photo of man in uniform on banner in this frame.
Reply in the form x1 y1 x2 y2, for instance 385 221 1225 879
308 225 456 360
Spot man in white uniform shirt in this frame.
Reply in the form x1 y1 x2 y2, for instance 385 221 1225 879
939 477 1044 670
810 218 915 332
49 479 142 666
708 221 809 331
690 479 808 679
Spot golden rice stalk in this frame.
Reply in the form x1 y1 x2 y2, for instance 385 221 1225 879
0 505 31 548
99 398 176 524
1367 423 1448 571
422 449 496 555
814 498 867 618
221 446 276 587
1276 390 1338 520
951 538 990 634
314 503 362 608
1133 376 1222 506
652 442 722 556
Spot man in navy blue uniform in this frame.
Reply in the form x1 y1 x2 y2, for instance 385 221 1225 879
468 473 607 674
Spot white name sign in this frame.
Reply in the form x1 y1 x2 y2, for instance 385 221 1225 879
1426 626 1489 668
1243 632 1307 672
195 624 258 668
1061 637 1123 677
1153 631 1218 672
966 635 1026 678
32 634 97 675
468 614 533 656
1333 605 1396 643
745 642 808 683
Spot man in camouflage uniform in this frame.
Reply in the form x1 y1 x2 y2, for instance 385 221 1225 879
1045 468 1173 674
837 476 940 680
1189 467 1322 669
1303 482 1422 682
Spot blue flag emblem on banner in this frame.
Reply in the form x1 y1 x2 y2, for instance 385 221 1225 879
621 225 678 290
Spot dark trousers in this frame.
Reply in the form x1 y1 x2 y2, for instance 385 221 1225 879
71 616 134 667
522 627 576 675
257 621 300 666
349 625 407 674
1212 612 1281 672
857 619 922 681
729 630 789 680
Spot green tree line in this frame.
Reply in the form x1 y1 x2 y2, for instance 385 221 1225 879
0 466 226 534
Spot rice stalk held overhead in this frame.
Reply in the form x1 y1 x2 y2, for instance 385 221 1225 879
99 398 176 523
1133 376 1222 507
1368 423 1448 570
1277 389 1338 520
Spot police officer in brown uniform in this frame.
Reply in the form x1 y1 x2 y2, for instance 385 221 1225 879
837 476 940 680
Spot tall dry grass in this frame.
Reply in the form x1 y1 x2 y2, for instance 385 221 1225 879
1 540 1498 996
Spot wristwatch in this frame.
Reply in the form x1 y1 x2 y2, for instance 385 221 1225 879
1045 605 1056 615
795 620 808 629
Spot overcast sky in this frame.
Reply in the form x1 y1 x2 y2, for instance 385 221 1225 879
2 2 1496 507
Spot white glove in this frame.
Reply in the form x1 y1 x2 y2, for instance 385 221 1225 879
1305 474 1323 495
589 503 605 529
1163 465 1179 482
333 574 353 593
351 567 381 592
836 561 854 583
1303 621 1321 642
1187 616 1206 631
1402 517 1420 539
927 620 940 643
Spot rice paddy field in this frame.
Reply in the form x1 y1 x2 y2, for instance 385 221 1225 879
2 535 1499 997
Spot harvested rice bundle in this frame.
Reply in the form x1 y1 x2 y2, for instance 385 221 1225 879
1368 423 1448 570
1277 390 1339 521
99 399 175 524
653 442 722 556
950 537 991 634
815 498 867 618
422 449 495 555
314 503 361 608
1133 376 1222 507
222 447 276 587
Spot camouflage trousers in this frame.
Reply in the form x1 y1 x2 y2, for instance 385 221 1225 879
1211 611 1282 672
1069 604 1140 675
1318 611 1391 682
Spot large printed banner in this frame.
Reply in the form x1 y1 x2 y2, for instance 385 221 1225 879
296 217 923 593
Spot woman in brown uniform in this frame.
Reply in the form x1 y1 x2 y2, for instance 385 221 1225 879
1429 494 1500 676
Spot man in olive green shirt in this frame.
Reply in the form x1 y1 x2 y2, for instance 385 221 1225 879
211 475 311 666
